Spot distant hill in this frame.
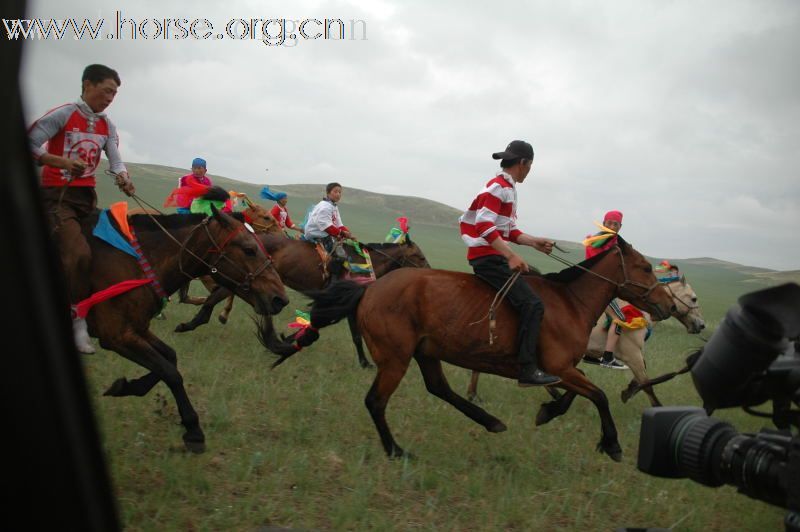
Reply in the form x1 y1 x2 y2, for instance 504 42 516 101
91 160 795 318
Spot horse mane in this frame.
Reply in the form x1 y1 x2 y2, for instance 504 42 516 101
363 242 403 250
538 235 631 284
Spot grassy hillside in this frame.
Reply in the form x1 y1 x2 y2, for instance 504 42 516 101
95 160 794 310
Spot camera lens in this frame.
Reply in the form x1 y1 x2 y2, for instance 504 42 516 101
671 414 736 486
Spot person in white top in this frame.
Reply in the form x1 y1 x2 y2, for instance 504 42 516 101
304 182 353 244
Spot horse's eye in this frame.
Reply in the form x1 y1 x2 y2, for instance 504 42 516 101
645 265 653 273
244 247 257 257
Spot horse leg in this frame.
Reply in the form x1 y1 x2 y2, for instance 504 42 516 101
466 371 481 402
174 286 231 333
535 389 578 426
102 333 205 452
415 355 507 433
617 343 662 407
178 280 208 305
552 367 622 462
103 332 178 398
348 313 373 369
218 295 235 324
364 359 411 458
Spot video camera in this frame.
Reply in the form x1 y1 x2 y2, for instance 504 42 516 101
636 283 800 530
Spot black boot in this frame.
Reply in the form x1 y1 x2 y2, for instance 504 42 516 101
518 362 561 386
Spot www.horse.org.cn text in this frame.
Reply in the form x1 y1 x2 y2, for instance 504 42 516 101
3 11 368 46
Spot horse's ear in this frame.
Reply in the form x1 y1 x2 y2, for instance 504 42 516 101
210 203 231 228
680 274 686 285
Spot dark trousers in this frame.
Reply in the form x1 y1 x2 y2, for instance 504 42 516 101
470 255 544 366
41 187 96 303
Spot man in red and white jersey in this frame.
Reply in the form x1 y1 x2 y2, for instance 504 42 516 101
459 140 560 386
28 64 135 354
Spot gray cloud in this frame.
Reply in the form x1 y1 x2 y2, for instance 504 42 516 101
20 0 800 269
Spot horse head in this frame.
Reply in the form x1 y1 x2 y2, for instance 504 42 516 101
242 202 282 235
664 275 705 333
611 238 675 321
205 204 289 315
399 235 431 268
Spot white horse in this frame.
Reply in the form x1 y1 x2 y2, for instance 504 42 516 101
583 275 705 406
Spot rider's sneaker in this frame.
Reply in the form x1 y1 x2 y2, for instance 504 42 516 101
601 358 627 370
518 364 561 386
582 355 601 365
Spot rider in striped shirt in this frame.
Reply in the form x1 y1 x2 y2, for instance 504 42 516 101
460 140 560 387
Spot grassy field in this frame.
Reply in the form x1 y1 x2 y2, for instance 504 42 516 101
83 162 790 530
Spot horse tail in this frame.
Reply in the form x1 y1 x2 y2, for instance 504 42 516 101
308 280 367 328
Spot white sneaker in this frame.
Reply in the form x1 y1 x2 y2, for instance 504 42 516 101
601 358 628 370
73 317 96 354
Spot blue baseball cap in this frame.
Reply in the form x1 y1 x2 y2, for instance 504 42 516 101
192 157 207 168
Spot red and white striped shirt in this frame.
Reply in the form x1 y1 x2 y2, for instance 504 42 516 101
459 171 523 260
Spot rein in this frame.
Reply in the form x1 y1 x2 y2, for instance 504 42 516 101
546 246 665 318
469 270 522 345
107 171 274 294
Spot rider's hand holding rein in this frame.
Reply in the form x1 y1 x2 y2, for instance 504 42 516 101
491 237 530 273
115 171 135 196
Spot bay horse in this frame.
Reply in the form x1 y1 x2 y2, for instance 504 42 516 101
466 274 706 406
176 232 431 367
87 198 288 452
297 238 675 461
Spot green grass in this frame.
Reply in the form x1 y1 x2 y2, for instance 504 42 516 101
82 286 784 531
82 161 791 530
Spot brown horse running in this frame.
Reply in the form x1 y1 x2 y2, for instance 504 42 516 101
89 201 288 452
300 238 675 461
177 232 431 367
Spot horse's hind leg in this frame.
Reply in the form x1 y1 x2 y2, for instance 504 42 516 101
348 313 373 369
218 295 234 324
103 334 205 453
415 355 506 433
555 367 622 462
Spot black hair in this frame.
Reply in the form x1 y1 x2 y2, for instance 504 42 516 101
500 157 532 169
81 64 121 89
326 182 342 194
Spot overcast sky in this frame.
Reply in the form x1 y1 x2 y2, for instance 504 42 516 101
19 0 800 270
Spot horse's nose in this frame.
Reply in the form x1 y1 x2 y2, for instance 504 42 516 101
699 322 705 330
670 304 677 314
272 295 289 314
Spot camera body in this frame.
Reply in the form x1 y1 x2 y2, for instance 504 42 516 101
636 283 800 526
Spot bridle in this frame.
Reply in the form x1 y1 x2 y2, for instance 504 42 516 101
661 278 700 319
177 217 275 294
364 241 427 270
118 186 275 296
547 245 669 319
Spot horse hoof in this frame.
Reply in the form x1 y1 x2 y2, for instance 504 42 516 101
359 361 375 370
184 440 205 454
174 324 189 333
620 390 631 403
218 315 228 325
103 378 128 397
488 420 507 433
535 406 551 426
388 446 409 459
596 441 623 462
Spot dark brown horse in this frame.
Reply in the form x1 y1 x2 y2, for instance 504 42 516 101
297 238 674 461
88 201 288 452
176 232 431 367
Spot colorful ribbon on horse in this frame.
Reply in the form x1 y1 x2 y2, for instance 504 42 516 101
73 279 153 319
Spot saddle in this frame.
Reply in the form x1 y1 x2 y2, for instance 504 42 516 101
310 239 376 284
